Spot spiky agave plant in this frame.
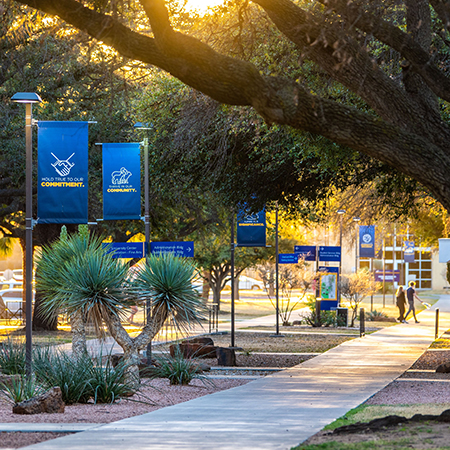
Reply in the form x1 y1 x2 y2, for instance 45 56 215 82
132 252 206 337
36 228 133 360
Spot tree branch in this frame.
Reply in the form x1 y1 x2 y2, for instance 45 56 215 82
318 0 450 103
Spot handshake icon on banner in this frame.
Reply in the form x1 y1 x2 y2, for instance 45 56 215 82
51 153 75 177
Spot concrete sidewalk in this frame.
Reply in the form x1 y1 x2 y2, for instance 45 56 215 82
22 296 450 450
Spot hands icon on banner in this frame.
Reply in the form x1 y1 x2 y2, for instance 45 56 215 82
51 153 75 177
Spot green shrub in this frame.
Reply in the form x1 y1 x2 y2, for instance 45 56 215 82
366 310 389 321
87 354 134 404
0 375 43 404
300 298 336 327
33 347 92 404
0 339 26 375
152 349 206 385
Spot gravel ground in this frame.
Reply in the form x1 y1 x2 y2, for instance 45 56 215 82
3 330 450 448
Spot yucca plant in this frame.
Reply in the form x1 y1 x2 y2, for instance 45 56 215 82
0 339 26 375
0 375 44 405
36 226 132 360
152 348 207 386
133 253 206 335
87 353 134 404
33 347 93 404
37 228 205 390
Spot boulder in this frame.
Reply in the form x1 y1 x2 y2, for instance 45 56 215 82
436 362 450 373
170 343 217 359
110 354 159 377
183 337 215 347
216 347 236 366
13 387 65 415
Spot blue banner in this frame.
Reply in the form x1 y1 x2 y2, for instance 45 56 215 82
37 122 88 223
150 242 194 257
294 245 317 261
103 242 145 259
318 246 341 262
359 225 375 258
403 240 415 263
279 253 299 264
237 209 266 247
103 143 141 220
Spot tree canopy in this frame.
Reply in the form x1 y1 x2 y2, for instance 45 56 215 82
12 0 450 212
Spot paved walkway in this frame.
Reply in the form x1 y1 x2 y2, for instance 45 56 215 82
22 296 450 450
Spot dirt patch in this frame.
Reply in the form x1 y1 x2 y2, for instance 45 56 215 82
157 331 355 354
301 421 450 449
298 348 450 449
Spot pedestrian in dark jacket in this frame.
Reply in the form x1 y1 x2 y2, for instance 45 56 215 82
396 286 408 323
404 281 424 323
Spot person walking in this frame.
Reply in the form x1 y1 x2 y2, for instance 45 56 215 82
404 281 424 323
395 286 408 323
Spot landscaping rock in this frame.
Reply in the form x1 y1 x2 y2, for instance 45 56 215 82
111 354 159 377
170 343 217 359
436 362 450 373
216 347 236 366
13 387 65 415
183 337 215 347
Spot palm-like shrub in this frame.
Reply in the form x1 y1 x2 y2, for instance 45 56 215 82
36 226 133 359
36 228 205 390
133 253 205 334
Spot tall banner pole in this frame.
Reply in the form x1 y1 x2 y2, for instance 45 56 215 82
275 203 280 335
393 224 396 305
25 103 33 376
230 213 235 348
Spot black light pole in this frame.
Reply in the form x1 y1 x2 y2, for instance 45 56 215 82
337 209 346 306
11 92 42 376
230 214 235 348
134 123 151 363
353 217 360 272
276 204 280 334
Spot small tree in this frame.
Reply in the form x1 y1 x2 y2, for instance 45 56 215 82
37 229 204 390
264 260 315 326
339 270 377 327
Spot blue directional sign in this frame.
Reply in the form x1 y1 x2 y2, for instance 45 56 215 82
318 246 341 262
294 245 317 261
278 253 299 264
150 241 194 257
104 242 144 259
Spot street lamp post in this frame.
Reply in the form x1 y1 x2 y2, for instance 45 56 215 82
353 217 361 272
134 123 151 363
11 92 42 376
337 209 346 306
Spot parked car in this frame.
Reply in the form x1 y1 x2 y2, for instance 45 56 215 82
225 276 265 291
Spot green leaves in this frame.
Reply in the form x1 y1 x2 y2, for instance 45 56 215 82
36 227 132 337
133 253 206 333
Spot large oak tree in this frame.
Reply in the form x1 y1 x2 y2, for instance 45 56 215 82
12 0 450 211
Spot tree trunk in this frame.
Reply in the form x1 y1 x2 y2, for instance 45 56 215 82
201 270 210 303
71 310 87 361
211 285 221 310
17 237 58 332
233 278 239 300
107 315 141 391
